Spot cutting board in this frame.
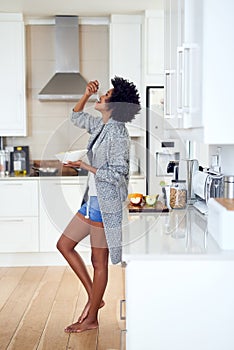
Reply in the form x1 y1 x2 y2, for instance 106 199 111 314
214 198 234 211
128 201 169 213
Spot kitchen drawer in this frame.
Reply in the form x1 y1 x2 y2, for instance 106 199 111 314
0 217 39 252
0 180 38 217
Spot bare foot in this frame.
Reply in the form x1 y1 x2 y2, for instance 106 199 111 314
78 300 105 324
64 319 98 333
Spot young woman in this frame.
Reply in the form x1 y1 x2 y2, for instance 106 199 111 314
57 76 140 333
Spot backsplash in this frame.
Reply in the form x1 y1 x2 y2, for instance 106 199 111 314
5 23 109 161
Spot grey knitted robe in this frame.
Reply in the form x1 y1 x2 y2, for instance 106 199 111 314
71 111 130 264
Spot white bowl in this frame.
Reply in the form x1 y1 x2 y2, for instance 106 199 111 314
55 149 88 163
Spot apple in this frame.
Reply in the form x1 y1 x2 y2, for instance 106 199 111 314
130 197 142 205
145 195 158 206
128 193 143 206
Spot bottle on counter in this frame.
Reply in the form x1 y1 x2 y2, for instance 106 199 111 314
4 149 10 176
13 146 27 176
170 180 187 209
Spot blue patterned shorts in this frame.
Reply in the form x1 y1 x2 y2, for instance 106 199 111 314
78 196 103 223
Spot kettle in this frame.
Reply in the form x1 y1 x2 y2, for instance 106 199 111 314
179 159 199 203
224 175 234 199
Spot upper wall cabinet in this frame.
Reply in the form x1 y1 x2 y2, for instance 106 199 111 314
0 13 27 136
164 0 184 121
109 15 144 136
202 0 234 144
144 10 164 87
109 15 142 95
164 0 234 144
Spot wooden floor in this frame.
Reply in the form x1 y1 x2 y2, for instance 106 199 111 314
0 265 125 350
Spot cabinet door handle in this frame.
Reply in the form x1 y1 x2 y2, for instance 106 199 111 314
120 299 126 320
181 43 199 128
182 43 198 111
120 329 127 350
3 183 23 186
177 45 191 115
183 45 191 112
164 70 175 118
164 70 171 117
0 219 24 222
177 46 184 114
54 183 85 186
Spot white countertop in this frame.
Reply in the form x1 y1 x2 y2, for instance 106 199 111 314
0 174 145 181
0 175 87 181
122 206 234 262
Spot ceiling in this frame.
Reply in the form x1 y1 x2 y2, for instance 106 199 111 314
0 0 163 18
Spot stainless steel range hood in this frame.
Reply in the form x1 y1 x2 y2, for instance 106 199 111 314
38 16 91 101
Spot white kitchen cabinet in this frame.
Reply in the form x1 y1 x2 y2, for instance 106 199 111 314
126 259 234 350
109 15 143 137
0 177 92 264
165 0 234 143
39 177 145 252
164 0 184 122
144 10 164 87
128 177 145 195
176 0 203 129
39 177 87 252
0 176 145 257
109 14 142 97
0 180 38 217
0 13 27 136
0 217 38 253
123 210 234 350
0 180 39 252
201 0 234 144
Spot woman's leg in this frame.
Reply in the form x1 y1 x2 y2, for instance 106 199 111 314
64 223 109 333
57 213 105 324
57 214 93 311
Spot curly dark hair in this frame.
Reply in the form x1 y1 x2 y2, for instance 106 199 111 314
107 76 141 122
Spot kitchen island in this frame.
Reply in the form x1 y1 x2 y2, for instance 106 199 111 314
122 206 234 350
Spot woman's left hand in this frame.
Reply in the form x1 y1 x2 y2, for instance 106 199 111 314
64 160 87 170
64 160 97 174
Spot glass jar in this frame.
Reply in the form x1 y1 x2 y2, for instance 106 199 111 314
170 180 187 209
